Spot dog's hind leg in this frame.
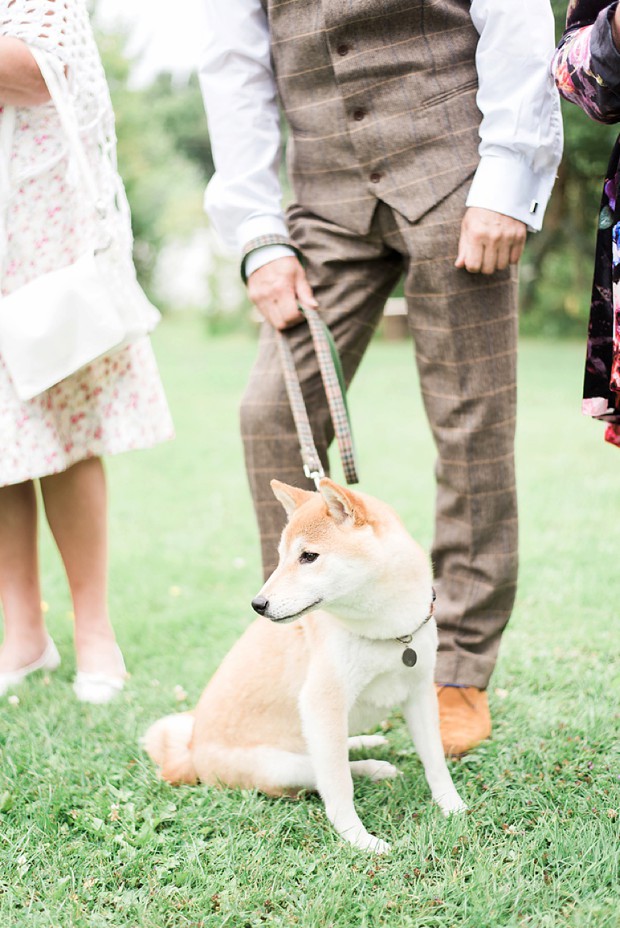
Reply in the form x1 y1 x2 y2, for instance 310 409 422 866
346 736 400 779
349 760 401 781
204 745 399 792
347 735 389 751
249 747 318 794
193 744 318 796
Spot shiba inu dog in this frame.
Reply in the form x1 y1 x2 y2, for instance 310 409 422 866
143 479 466 853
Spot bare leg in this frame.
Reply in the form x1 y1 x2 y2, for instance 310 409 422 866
0 480 47 671
40 458 123 677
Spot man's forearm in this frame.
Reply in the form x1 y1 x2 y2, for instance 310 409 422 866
0 36 49 106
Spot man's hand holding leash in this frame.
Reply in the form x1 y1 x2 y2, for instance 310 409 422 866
247 256 318 330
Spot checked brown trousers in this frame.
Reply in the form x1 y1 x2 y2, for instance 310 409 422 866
240 187 519 690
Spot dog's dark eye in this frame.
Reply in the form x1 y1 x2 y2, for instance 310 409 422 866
299 551 319 564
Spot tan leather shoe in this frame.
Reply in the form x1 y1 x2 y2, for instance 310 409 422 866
436 685 491 756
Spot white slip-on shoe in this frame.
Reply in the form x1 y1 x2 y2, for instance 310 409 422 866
73 646 126 704
0 637 61 697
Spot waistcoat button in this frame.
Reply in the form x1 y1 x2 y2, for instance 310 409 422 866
369 172 382 183
353 108 366 121
336 43 350 56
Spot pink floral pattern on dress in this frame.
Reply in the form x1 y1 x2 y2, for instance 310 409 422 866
0 104 174 486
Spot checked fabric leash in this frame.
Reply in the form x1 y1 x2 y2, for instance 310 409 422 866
276 307 359 488
277 309 434 670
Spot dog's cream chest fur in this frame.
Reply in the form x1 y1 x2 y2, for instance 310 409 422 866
350 672 413 733
329 623 438 734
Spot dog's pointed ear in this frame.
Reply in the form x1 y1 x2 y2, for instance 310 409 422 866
271 480 314 519
319 478 367 526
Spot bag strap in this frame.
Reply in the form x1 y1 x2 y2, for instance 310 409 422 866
0 106 16 195
0 106 17 278
28 47 105 217
276 307 359 487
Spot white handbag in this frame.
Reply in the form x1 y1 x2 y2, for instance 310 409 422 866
0 49 160 401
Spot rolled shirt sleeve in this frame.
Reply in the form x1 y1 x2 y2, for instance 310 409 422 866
467 0 563 231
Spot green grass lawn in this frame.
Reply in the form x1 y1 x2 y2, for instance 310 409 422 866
1 315 619 928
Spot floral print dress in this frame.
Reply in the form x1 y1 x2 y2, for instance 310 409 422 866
0 1 174 486
554 0 620 449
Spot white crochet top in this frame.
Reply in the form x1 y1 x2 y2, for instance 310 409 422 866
0 0 133 293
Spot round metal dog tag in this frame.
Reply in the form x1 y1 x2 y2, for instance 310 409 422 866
402 647 417 667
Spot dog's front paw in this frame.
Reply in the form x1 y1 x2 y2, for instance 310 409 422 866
436 791 467 817
368 836 391 855
351 831 391 854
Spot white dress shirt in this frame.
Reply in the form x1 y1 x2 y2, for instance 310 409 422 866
199 0 563 274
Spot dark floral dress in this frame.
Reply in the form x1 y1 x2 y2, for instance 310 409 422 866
554 0 620 448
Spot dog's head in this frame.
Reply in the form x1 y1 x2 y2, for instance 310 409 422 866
251 478 432 632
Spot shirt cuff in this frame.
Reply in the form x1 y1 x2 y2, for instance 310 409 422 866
244 244 297 279
466 154 555 232
240 234 303 283
237 214 291 253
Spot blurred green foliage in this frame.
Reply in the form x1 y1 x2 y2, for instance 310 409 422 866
98 31 210 290
98 3 619 335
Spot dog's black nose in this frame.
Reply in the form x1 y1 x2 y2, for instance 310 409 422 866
251 595 269 615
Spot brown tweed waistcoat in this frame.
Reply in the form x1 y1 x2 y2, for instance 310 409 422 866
263 0 482 234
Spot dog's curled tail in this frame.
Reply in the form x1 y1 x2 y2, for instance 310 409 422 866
142 711 197 785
